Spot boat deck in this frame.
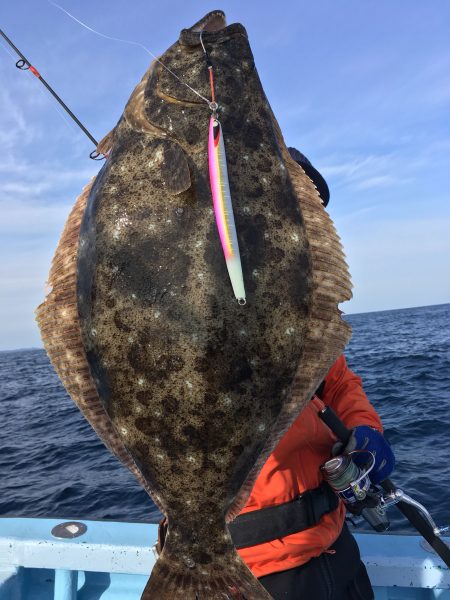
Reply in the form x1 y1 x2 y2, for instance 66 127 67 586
0 518 449 599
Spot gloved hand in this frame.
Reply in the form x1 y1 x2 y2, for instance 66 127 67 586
332 425 395 485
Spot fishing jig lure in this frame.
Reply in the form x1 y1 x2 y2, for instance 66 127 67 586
202 33 247 306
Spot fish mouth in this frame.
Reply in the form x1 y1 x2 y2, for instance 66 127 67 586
190 10 227 33
179 10 247 47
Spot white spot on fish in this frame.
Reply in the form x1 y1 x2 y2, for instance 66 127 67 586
222 396 232 406
120 165 125 172
135 406 142 414
187 454 196 463
264 232 270 240
131 293 137 299
111 265 119 273
166 219 172 224
183 557 195 569
258 423 266 432
195 240 203 247
128 336 134 343
291 233 299 242
279 162 286 171
208 208 214 216
243 206 250 214
154 410 162 417
90 329 97 337
185 380 193 389
138 378 145 386
243 155 249 160
156 453 164 460
262 177 267 183
197 272 204 280
239 329 247 336
252 269 259 277
120 427 128 436
176 207 184 215
286 327 295 336
154 311 161 319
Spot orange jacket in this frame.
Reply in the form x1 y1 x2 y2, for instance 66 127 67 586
237 355 383 578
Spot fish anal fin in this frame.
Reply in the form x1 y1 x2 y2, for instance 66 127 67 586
226 114 353 522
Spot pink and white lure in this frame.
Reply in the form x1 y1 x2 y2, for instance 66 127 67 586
208 116 246 305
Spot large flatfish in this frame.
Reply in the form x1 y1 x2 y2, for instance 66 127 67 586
36 10 352 600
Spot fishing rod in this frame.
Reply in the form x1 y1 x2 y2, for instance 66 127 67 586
0 27 102 159
318 405 450 568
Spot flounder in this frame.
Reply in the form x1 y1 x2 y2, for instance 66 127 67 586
36 10 352 600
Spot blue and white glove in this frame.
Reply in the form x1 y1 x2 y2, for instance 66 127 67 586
332 425 395 484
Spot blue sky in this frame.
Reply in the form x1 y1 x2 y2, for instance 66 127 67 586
1 1 449 350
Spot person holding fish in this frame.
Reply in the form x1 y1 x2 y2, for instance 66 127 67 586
229 153 395 600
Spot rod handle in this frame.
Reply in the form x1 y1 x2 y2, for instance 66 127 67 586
318 406 353 445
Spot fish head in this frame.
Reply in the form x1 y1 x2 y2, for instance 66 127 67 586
139 11 260 145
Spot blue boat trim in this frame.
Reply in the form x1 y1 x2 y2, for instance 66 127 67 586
0 518 449 599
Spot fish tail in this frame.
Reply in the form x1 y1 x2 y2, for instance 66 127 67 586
141 550 273 600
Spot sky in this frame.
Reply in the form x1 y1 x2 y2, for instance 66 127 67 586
0 0 449 350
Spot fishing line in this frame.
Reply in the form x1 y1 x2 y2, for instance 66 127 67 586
49 1 212 106
0 25 102 157
0 36 80 137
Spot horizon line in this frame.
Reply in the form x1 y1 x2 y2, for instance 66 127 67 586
1 301 448 353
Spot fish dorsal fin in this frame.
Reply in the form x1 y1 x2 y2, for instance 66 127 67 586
35 181 166 515
226 115 352 523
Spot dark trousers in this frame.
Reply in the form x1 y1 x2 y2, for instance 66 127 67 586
259 524 374 600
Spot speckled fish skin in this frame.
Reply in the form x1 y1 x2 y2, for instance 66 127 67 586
75 10 351 600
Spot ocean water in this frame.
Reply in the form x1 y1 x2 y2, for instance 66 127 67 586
1 303 449 534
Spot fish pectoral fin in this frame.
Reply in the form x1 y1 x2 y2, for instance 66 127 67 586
160 140 191 194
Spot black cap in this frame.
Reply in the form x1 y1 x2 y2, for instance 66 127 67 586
288 147 330 207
